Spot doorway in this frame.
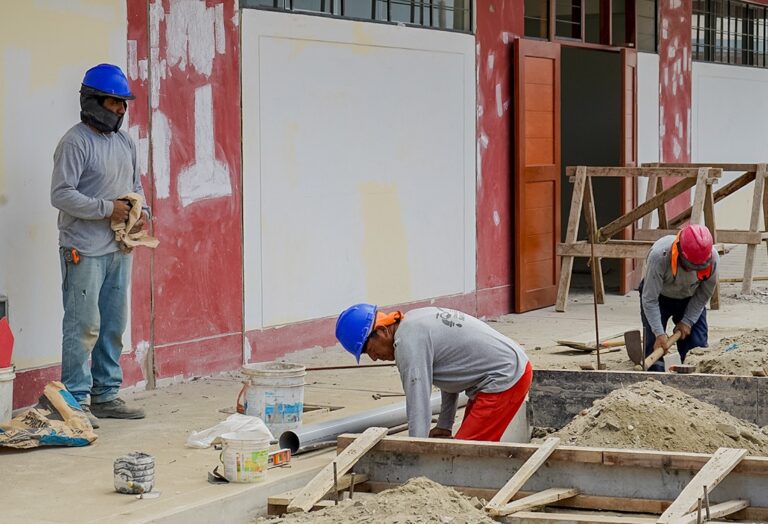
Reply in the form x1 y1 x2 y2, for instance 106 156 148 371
560 46 623 291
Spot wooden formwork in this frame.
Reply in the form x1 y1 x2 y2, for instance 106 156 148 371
268 433 768 522
640 163 768 295
556 166 722 312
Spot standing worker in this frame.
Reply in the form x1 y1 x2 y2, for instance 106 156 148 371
640 224 719 371
335 304 532 441
50 64 149 427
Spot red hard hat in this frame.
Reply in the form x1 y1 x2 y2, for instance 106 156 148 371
679 224 713 265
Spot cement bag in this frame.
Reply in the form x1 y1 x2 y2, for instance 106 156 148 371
186 413 273 449
0 381 97 449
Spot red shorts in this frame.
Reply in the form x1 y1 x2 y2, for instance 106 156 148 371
454 361 533 442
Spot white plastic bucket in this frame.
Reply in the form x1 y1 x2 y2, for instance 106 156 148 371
0 366 15 423
219 431 270 483
240 362 306 435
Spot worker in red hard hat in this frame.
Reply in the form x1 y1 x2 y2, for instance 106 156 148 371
335 304 532 442
640 224 719 371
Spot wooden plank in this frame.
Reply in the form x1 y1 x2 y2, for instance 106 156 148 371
668 171 756 228
598 177 698 241
635 228 765 244
677 499 749 524
636 174 659 279
742 164 767 295
688 168 710 226
268 474 369 506
650 162 758 171
364 481 768 520
655 176 668 229
657 447 747 523
583 176 605 303
557 241 653 259
556 166 587 312
287 427 388 513
508 512 656 524
704 182 720 310
496 488 579 516
486 437 561 515
566 166 722 178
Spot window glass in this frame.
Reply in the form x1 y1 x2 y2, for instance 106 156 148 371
555 0 582 39
691 0 767 68
637 0 658 52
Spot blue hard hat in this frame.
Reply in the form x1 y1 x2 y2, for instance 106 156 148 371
82 64 135 100
335 303 377 363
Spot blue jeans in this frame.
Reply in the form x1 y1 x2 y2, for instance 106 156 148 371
639 280 708 372
60 249 131 404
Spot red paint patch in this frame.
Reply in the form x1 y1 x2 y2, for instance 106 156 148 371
154 334 242 379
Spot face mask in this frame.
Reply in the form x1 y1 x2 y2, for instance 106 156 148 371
79 88 125 133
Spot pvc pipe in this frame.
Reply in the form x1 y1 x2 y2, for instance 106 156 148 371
279 392 468 454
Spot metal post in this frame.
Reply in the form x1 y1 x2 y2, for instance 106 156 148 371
333 462 339 505
696 497 702 524
350 471 356 499
704 485 711 519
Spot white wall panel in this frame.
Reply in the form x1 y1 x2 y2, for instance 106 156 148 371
692 62 768 229
637 53 660 214
0 1 127 370
242 11 476 329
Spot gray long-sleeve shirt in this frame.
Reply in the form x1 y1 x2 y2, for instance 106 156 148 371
641 235 719 336
51 122 149 256
393 307 529 438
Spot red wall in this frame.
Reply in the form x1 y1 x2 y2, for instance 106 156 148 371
475 1 524 317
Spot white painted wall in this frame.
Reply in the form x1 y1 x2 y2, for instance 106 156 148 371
242 11 476 329
636 52 661 225
692 61 768 229
0 1 127 370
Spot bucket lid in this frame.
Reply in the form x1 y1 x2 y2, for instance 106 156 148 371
221 431 271 444
241 361 306 378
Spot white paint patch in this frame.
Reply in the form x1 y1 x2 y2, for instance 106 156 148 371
166 0 216 77
502 32 510 44
152 111 172 199
476 141 483 189
477 104 484 117
503 100 510 112
662 18 669 39
660 105 666 138
178 84 232 207
673 138 682 159
244 337 252 363
476 43 481 56
150 2 164 110
480 132 489 148
663 66 669 87
215 3 226 55
493 210 500 226
127 40 138 80
495 83 503 117
134 340 150 366
138 59 149 81
128 125 149 177
487 52 494 74
671 0 681 8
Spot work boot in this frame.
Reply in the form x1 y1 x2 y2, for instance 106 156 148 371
81 404 100 429
90 398 145 420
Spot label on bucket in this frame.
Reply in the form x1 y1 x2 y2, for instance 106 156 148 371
243 386 304 432
222 448 268 483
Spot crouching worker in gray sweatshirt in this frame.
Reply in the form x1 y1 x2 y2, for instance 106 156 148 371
335 304 532 441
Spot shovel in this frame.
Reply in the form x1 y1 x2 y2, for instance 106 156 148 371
625 330 682 371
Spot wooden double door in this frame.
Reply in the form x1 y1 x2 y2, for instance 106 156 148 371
512 39 640 313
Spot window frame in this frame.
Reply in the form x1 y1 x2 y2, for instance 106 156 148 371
692 0 768 68
240 0 475 34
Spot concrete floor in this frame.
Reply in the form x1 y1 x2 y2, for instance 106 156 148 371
1 285 766 524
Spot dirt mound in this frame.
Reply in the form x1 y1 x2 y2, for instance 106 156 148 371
548 379 768 455
686 329 768 375
257 477 495 524
721 284 768 305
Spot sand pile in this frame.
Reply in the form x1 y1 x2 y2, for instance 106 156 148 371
257 477 495 524
686 329 768 375
548 379 768 455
